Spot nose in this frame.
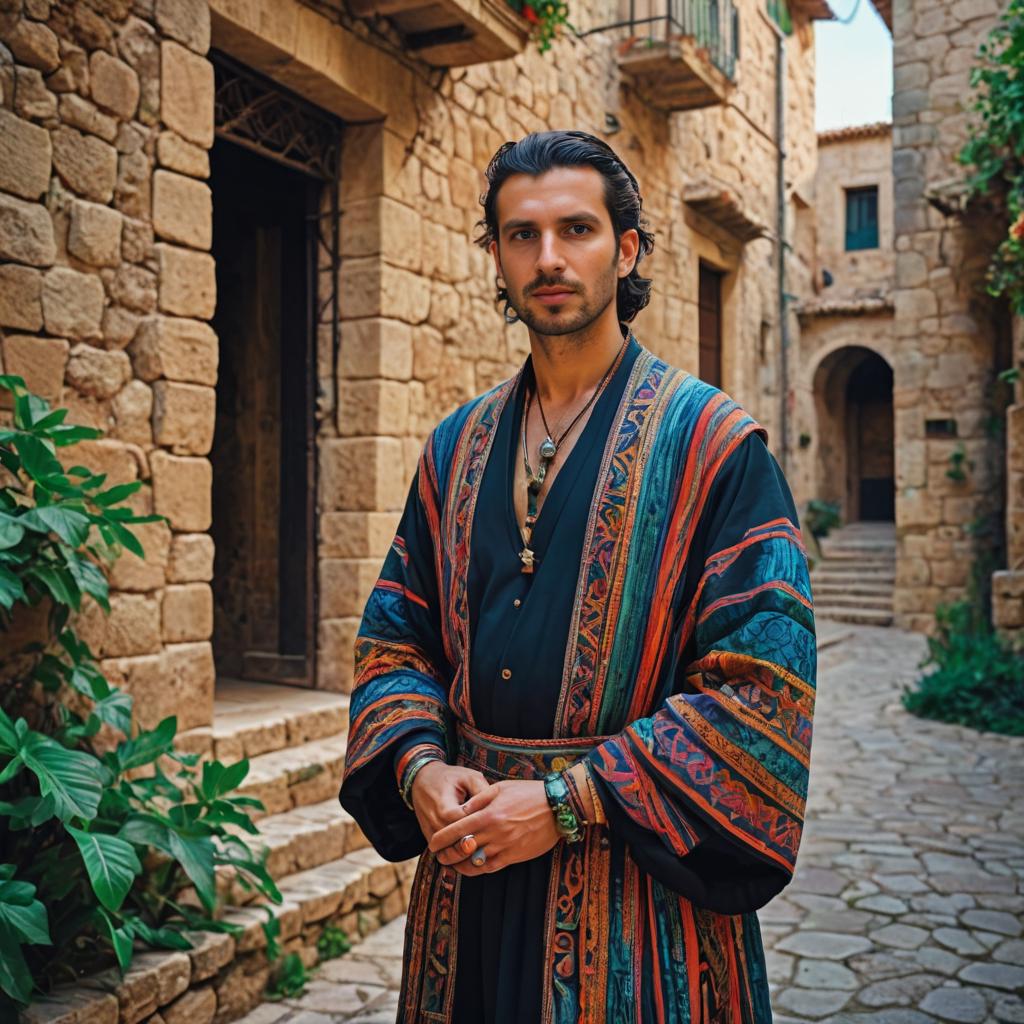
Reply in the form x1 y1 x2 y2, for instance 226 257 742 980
535 230 566 278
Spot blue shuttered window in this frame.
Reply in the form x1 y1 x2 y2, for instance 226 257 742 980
845 186 879 251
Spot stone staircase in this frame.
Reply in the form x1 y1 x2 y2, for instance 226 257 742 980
811 521 896 627
25 680 414 1024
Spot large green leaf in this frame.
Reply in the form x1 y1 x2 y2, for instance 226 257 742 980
93 481 142 507
115 716 177 773
168 830 216 912
67 827 141 912
0 567 26 610
92 691 133 736
14 434 62 480
21 506 92 547
0 919 33 1005
0 709 19 756
0 881 50 946
200 759 249 801
19 732 104 822
118 814 173 855
0 514 24 550
96 907 134 971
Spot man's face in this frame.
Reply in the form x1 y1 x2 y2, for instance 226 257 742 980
489 166 638 337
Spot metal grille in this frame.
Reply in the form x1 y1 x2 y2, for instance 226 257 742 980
588 0 740 80
212 50 342 182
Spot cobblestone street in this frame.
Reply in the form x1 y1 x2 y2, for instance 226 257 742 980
239 623 1024 1023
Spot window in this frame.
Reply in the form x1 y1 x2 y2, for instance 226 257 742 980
766 0 792 34
845 186 879 251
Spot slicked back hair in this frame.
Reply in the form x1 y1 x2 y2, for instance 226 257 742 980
475 131 655 323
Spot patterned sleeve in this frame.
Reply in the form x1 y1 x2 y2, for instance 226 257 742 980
585 433 817 914
338 439 454 861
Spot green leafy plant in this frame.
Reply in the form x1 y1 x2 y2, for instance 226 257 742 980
804 499 841 539
959 0 1024 314
0 375 281 1011
945 444 969 482
902 598 1024 736
506 0 570 52
317 922 352 960
266 951 310 1000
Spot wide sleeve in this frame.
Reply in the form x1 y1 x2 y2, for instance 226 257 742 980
585 432 816 914
338 440 454 861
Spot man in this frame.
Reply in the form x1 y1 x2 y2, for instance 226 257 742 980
339 131 815 1023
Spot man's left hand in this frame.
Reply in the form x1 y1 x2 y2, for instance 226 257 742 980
427 780 560 875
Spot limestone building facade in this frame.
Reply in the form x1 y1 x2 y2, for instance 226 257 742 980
0 0 832 728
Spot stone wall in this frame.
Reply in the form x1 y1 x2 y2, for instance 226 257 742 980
890 0 1012 632
0 0 823 707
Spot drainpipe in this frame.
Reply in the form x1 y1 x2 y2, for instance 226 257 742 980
773 20 789 473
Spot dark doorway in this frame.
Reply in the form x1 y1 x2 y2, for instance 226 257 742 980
209 138 318 686
698 262 723 388
847 353 894 521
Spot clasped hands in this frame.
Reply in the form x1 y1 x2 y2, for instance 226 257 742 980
410 761 561 876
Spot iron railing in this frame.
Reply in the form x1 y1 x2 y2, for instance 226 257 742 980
590 0 740 80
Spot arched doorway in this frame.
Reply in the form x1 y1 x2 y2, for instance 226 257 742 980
812 346 894 523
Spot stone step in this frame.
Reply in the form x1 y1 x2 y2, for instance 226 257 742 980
814 605 894 626
813 566 896 583
24 844 417 1024
176 679 350 764
237 732 348 820
810 592 893 611
812 581 894 598
815 551 896 566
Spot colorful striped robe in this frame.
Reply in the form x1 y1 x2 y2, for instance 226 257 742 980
339 342 816 1022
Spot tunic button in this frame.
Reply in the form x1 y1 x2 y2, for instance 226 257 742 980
501 668 512 680
513 598 522 608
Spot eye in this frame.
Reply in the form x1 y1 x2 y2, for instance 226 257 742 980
567 224 592 236
511 229 535 241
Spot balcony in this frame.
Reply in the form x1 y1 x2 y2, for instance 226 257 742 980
610 0 738 112
346 0 529 66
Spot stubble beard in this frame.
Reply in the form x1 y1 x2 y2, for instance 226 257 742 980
508 257 620 343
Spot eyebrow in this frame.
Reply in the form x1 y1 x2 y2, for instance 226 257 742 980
501 212 603 232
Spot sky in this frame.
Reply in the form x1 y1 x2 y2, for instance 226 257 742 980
814 0 893 131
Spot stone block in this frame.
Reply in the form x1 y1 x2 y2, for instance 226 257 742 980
157 244 216 318
103 306 143 350
130 315 218 385
0 108 51 199
156 0 211 54
4 18 59 72
58 438 140 487
413 324 443 381
57 93 119 143
211 959 271 1023
108 511 170 591
150 450 211 531
109 264 158 314
156 131 210 179
319 437 408 512
20 988 118 1024
2 336 70 406
102 641 214 732
337 379 410 437
162 582 213 642
152 169 212 249
320 558 383 619
75 592 162 658
66 343 131 399
51 126 118 203
89 49 139 120
181 930 235 982
162 986 215 1024
992 570 1024 630
339 259 431 324
319 510 401 558
160 41 213 148
340 195 422 271
339 318 414 381
68 199 123 267
42 267 104 339
0 264 43 330
116 148 152 219
318 617 360 692
0 190 56 266
167 532 215 582
152 380 215 454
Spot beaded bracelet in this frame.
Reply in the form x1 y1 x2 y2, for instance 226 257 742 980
543 771 584 843
397 743 446 810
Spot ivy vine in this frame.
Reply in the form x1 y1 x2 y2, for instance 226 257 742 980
960 0 1024 315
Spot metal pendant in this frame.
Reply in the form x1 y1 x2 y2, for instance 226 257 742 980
539 436 557 460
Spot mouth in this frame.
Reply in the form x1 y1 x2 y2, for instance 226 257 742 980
531 288 577 305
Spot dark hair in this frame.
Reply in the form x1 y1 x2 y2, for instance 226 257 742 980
475 131 655 323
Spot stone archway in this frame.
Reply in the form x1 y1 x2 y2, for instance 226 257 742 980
812 345 894 523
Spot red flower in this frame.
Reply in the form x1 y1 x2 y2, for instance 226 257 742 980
522 4 539 21
1011 212 1024 242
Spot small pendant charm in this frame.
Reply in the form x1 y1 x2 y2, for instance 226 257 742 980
539 436 557 460
519 546 535 573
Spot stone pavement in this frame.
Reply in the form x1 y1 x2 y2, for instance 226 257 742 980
237 623 1024 1023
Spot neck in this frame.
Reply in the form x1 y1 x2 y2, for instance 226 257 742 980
527 307 626 407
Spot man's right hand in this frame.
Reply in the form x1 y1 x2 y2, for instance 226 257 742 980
410 761 490 845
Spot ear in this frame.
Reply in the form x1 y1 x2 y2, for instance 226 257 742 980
489 239 503 284
618 227 640 278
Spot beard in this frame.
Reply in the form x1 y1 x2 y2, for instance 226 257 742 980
507 257 620 338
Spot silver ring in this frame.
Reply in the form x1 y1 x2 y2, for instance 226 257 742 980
470 847 487 867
